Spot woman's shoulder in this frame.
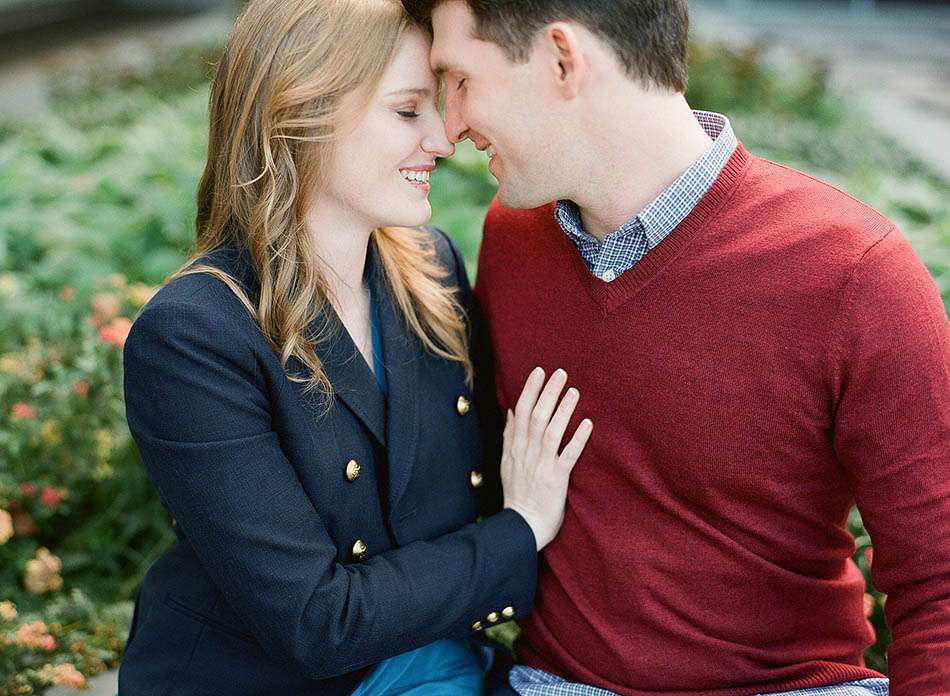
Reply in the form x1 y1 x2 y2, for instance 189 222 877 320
131 248 261 352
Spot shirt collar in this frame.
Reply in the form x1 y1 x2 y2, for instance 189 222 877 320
554 111 737 247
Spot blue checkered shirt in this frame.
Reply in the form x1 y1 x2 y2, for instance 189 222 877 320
507 667 889 696
554 110 736 282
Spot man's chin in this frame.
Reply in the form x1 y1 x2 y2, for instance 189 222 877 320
496 183 548 211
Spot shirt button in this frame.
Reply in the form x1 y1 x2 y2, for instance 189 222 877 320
486 611 499 623
501 606 515 619
471 620 483 631
602 269 615 282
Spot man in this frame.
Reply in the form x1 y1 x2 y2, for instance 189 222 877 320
402 1 950 694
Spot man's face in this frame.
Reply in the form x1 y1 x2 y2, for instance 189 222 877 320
430 1 561 208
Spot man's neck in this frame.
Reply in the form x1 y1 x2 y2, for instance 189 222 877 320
572 94 713 241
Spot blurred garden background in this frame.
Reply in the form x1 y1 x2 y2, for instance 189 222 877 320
0 0 947 692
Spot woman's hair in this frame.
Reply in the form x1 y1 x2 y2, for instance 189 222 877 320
162 0 472 400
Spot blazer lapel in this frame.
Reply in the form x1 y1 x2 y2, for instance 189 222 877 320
203 240 387 446
365 237 420 518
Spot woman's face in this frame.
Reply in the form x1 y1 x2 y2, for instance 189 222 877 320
317 27 454 231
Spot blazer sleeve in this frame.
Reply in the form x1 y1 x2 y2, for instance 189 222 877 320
122 291 538 680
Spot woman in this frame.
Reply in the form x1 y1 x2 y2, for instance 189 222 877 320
117 0 592 694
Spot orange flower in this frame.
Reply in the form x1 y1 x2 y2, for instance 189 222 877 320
98 317 132 349
72 380 90 398
51 663 88 689
15 621 57 651
11 402 37 420
23 547 63 594
0 509 12 545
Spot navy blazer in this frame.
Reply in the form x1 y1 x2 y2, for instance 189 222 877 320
118 227 537 695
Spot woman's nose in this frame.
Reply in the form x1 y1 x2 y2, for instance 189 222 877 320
422 125 455 158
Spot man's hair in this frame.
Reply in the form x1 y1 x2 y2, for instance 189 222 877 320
402 0 689 92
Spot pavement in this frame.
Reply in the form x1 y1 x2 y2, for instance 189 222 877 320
689 0 950 180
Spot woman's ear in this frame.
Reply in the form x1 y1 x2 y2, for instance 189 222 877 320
543 22 588 100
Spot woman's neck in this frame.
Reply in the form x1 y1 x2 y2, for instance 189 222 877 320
305 202 374 310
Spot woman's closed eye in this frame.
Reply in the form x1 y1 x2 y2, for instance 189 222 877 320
397 109 420 119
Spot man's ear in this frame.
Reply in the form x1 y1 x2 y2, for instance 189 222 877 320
542 22 588 99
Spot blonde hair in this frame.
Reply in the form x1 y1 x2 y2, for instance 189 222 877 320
163 0 472 399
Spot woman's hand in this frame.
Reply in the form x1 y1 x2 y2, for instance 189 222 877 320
501 367 593 551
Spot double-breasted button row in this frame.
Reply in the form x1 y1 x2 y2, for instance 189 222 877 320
471 605 515 631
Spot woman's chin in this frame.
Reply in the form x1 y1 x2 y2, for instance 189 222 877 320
381 202 432 229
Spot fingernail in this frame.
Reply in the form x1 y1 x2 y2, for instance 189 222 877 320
567 388 578 397
554 368 566 379
532 366 544 378
582 419 592 429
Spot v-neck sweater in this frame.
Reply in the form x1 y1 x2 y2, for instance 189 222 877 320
474 143 950 694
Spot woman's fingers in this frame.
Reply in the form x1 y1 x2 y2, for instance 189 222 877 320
502 408 514 461
558 418 593 471
541 387 580 460
513 367 546 452
528 369 568 441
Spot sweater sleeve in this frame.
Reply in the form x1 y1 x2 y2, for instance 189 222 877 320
830 227 950 692
122 293 538 681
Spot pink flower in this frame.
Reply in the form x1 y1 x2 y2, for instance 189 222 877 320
11 402 37 420
15 621 57 651
72 380 90 398
98 317 132 349
40 486 65 508
18 482 35 496
90 293 121 327
58 286 76 301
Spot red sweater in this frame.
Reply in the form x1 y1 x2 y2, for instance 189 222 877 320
474 143 950 695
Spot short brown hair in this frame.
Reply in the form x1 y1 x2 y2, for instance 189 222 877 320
402 0 689 92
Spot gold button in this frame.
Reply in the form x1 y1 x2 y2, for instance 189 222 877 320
471 620 483 631
486 611 499 623
351 539 367 560
469 470 483 489
345 459 361 482
501 606 515 619
456 395 471 416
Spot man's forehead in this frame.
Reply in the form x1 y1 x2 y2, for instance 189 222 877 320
429 3 477 75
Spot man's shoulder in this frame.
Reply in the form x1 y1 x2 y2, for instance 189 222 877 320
743 155 893 245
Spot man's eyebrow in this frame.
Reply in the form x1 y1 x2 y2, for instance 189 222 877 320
431 60 462 78
384 87 433 98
